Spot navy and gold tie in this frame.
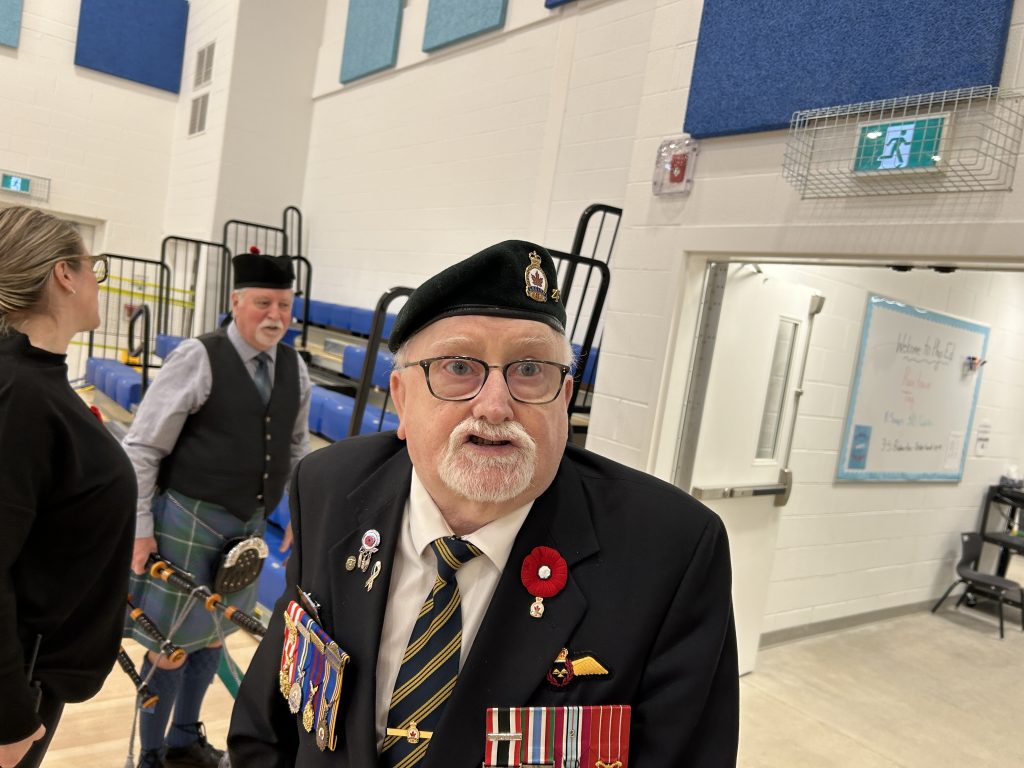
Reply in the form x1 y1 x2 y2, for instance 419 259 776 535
253 351 272 405
380 536 483 768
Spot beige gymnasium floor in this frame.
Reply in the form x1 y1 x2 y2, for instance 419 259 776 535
41 605 1023 767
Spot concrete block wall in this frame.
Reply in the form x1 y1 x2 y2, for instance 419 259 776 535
0 0 176 255
301 0 650 310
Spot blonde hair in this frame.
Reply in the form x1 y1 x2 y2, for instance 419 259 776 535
0 206 85 335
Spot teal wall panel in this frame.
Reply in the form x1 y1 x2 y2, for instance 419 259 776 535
340 0 403 83
0 0 24 49
423 0 507 52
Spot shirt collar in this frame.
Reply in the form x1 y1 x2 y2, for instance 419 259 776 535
227 320 276 364
408 468 532 573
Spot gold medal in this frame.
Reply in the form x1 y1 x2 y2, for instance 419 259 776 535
302 685 318 732
345 555 357 571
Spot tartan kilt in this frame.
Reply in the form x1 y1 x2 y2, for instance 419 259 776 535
125 489 265 652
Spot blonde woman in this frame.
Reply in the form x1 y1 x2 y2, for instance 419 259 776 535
0 206 136 768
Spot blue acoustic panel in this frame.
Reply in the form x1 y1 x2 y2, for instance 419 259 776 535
0 0 23 48
340 0 403 83
74 0 189 93
423 0 507 52
684 0 1013 139
545 0 576 7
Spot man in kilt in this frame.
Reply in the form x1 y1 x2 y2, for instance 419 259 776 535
123 249 311 768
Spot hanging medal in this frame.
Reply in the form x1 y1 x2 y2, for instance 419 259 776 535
520 546 568 618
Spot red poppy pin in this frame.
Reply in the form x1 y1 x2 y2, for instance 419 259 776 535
520 546 567 619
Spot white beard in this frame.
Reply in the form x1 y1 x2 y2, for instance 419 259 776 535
438 418 537 503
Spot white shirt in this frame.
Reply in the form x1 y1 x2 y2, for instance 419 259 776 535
374 469 532 748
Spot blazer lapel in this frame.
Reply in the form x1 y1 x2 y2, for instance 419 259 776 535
423 458 599 768
322 450 412 767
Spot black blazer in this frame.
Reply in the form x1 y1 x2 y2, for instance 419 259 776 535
229 433 738 767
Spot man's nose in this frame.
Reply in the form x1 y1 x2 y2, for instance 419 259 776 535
471 368 515 423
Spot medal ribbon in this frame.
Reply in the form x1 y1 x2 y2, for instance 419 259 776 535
279 602 303 696
522 707 553 766
588 705 629 768
485 707 522 767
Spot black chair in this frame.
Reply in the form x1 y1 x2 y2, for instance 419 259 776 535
931 532 1024 639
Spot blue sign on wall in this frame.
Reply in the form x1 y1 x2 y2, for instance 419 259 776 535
423 0 507 53
74 0 189 93
341 0 404 84
0 0 24 48
685 0 1013 139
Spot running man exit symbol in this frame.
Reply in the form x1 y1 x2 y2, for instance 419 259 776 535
853 116 946 173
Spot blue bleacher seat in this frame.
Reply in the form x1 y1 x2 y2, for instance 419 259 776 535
360 405 400 434
98 362 135 396
86 357 125 386
348 307 373 336
257 492 291 610
308 300 334 326
319 394 356 441
113 371 145 410
282 327 300 347
572 344 600 386
342 346 394 389
328 304 352 332
155 334 185 359
292 295 305 322
382 312 397 340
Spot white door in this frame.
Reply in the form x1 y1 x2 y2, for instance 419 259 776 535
689 264 822 674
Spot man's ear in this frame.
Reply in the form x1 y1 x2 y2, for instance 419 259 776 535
390 369 407 440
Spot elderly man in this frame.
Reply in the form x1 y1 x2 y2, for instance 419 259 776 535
229 241 738 768
123 250 311 768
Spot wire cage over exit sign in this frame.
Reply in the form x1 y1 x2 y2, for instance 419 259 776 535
782 86 1024 198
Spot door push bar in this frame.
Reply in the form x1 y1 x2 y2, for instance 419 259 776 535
692 469 793 507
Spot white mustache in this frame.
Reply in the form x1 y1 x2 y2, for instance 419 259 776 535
450 417 534 449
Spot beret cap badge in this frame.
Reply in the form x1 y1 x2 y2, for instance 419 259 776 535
524 252 548 303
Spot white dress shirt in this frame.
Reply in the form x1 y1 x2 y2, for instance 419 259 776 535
374 469 532 748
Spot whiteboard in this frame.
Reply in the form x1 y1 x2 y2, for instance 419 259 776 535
837 295 989 482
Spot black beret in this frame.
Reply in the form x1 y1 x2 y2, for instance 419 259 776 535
388 240 566 352
232 247 295 289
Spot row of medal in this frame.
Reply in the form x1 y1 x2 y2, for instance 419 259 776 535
278 600 350 752
483 705 631 768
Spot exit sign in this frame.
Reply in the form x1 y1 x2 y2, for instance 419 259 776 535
1 173 31 194
853 115 947 173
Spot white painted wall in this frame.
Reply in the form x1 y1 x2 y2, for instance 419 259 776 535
0 0 177 254
301 0 648 309
752 264 1024 632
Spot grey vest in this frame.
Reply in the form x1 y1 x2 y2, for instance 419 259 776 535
158 331 300 521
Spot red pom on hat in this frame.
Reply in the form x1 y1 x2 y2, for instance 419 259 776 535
249 245 260 254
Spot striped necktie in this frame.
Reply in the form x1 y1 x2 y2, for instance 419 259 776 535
253 351 272 404
380 536 483 768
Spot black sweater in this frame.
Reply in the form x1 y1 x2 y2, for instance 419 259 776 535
0 331 136 744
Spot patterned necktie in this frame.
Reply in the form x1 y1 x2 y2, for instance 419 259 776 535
253 352 272 405
380 536 483 768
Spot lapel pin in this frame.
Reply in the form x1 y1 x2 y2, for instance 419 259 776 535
547 647 611 689
364 560 382 592
357 528 381 572
520 546 567 619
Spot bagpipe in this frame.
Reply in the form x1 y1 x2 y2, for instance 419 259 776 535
145 553 266 639
115 646 159 709
126 595 186 663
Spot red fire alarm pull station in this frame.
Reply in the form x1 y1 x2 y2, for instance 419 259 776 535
653 135 698 196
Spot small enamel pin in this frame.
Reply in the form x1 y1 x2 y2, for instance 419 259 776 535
524 252 548 303
520 546 567 618
350 528 380 572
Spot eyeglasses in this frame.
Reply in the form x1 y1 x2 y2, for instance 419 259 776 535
77 254 108 284
400 356 571 404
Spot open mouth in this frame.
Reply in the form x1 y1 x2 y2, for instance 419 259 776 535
468 435 512 447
